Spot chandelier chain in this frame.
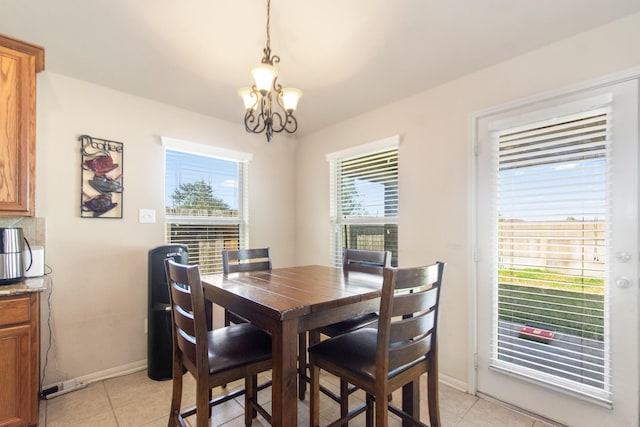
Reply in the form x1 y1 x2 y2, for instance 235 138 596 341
266 0 271 52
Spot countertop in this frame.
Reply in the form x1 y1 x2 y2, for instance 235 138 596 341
0 276 47 296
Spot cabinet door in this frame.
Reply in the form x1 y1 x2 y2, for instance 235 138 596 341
0 44 36 216
0 324 32 426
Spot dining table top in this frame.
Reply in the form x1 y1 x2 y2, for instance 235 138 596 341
201 264 384 322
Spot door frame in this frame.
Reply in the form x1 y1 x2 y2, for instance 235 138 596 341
469 66 640 411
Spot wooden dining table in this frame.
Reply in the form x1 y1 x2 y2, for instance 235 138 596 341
200 264 384 427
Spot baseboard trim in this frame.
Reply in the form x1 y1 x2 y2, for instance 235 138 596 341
439 372 468 393
43 359 147 390
47 361 468 398
77 359 147 384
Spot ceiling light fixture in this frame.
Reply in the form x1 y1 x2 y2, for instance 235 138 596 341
238 0 302 142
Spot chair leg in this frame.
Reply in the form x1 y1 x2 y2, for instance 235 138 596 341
365 394 374 427
222 310 231 389
245 374 258 426
402 380 420 427
309 361 321 427
168 356 183 427
340 379 349 427
224 309 231 327
208 388 213 418
375 390 389 427
299 332 307 400
196 380 210 427
308 330 321 347
427 356 441 427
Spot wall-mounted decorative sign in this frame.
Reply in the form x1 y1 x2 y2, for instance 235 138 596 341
80 134 123 218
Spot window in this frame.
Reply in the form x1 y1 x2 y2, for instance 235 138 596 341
163 137 251 274
328 137 399 267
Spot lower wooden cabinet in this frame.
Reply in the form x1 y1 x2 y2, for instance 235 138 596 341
0 293 40 426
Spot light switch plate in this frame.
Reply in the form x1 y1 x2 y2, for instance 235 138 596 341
139 208 156 223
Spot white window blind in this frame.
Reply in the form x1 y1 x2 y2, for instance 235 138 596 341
165 148 249 274
329 143 399 267
492 107 611 402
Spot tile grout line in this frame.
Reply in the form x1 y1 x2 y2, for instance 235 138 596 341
101 379 121 426
456 395 481 425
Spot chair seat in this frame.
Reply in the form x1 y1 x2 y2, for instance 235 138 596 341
309 328 427 381
208 323 272 374
317 313 378 337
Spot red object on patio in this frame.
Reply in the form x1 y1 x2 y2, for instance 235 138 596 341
519 322 556 343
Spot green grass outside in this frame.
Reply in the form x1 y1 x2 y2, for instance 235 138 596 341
498 268 605 341
499 268 604 293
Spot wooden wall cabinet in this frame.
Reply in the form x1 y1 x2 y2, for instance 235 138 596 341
0 35 44 217
0 293 40 426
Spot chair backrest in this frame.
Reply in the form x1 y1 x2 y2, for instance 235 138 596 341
164 259 209 377
222 248 272 274
376 262 445 375
342 248 392 274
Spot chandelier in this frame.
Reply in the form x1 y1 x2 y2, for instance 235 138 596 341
238 0 302 142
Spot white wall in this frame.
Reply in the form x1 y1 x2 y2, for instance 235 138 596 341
294 12 640 389
35 73 297 383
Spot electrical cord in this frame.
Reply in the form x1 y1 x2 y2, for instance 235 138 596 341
39 264 55 398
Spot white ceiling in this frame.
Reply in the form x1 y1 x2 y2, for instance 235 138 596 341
2 0 640 136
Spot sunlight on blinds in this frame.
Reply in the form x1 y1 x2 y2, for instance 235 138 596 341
329 145 399 267
492 107 611 403
165 148 248 274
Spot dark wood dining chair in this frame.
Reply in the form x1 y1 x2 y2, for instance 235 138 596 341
221 247 272 326
164 259 272 427
318 248 391 336
301 248 391 404
309 262 446 427
221 247 312 403
222 247 272 274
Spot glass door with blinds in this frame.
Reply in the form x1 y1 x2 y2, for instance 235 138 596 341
474 79 638 427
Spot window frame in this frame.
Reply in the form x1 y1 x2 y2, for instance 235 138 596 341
162 137 251 274
327 136 399 267
490 104 611 400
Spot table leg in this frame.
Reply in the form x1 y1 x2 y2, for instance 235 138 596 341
271 318 299 427
402 380 419 427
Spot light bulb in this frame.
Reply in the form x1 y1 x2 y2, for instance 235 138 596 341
281 87 302 112
238 87 258 110
251 64 278 95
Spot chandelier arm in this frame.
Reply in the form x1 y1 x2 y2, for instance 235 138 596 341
244 110 267 134
249 87 261 110
270 111 286 132
275 88 286 111
283 113 298 134
273 77 283 94
268 111 298 135
275 93 298 133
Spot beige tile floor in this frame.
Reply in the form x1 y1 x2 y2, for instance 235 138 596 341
40 369 557 427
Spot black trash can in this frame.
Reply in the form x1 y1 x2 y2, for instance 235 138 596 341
147 244 188 380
